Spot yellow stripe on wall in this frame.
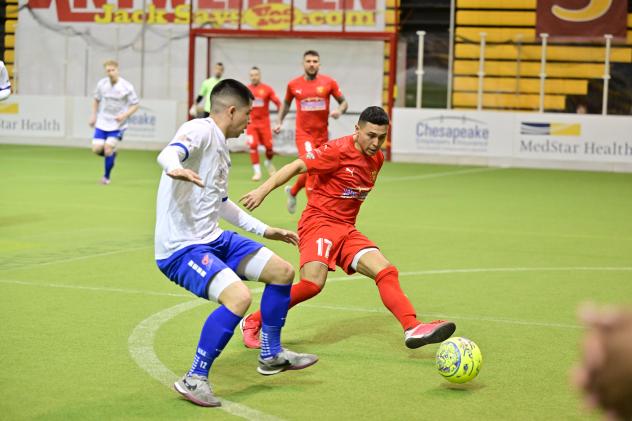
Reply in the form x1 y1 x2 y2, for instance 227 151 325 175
457 0 536 9
455 44 632 63
457 11 535 26
454 60 605 78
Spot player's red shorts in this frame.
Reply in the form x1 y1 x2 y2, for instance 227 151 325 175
247 124 274 152
298 213 378 274
296 133 328 157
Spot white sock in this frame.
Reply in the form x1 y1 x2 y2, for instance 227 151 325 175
264 159 271 166
253 164 261 174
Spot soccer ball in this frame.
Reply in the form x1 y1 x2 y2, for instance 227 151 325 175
435 337 482 383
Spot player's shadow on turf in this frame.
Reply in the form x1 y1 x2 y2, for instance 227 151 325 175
301 314 403 348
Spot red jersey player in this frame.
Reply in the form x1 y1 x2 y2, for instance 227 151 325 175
273 50 348 213
240 106 456 350
247 67 281 181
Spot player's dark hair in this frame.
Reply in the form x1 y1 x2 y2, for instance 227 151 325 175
304 50 319 58
216 62 224 67
210 79 254 111
358 106 389 126
251 66 260 71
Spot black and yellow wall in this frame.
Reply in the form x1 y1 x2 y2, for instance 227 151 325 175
1 0 17 90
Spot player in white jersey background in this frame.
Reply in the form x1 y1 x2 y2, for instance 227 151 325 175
0 61 11 101
155 79 318 407
89 60 139 185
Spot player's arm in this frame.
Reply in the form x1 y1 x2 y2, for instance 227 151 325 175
219 199 298 245
156 137 204 187
330 94 348 119
270 89 282 111
273 99 292 134
116 103 139 123
240 159 307 211
89 98 99 127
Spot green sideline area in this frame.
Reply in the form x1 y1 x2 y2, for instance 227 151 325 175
1 144 631 420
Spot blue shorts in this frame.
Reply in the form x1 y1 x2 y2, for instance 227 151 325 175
156 231 264 299
93 128 124 141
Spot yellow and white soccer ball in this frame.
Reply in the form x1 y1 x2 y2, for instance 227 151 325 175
436 337 482 383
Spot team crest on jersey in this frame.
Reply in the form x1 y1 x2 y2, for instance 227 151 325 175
201 254 211 267
370 170 378 181
258 89 265 96
316 86 325 94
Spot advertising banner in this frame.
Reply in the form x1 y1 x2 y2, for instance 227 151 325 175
392 108 632 169
392 108 513 157
515 113 632 163
0 96 66 138
26 0 385 31
536 0 627 40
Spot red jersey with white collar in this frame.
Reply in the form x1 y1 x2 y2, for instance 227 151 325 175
248 83 280 128
299 135 384 225
285 74 343 140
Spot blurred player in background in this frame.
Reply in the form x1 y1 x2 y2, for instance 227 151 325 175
0 60 11 101
240 106 456 351
573 303 632 420
89 60 139 185
190 62 224 118
247 66 281 181
155 79 318 408
273 50 348 213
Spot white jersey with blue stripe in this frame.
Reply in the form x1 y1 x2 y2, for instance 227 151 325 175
154 118 231 260
0 61 10 91
94 76 139 131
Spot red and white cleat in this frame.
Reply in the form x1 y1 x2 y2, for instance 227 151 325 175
404 320 456 349
239 313 262 349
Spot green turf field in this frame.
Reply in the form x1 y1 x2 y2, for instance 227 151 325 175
1 144 631 420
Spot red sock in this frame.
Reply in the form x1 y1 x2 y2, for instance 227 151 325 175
290 173 307 196
249 279 322 324
374 266 419 331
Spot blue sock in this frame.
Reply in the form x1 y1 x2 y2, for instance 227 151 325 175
188 305 242 377
260 283 291 359
104 152 116 179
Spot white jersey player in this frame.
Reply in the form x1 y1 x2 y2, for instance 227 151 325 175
89 60 139 185
154 79 318 408
0 61 11 101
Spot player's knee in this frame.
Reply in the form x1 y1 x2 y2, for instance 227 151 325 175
92 144 104 155
273 260 295 285
219 282 252 315
375 265 398 284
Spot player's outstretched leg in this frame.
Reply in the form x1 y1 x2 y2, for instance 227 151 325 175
174 270 249 408
356 250 456 349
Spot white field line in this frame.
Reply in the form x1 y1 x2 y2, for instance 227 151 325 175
128 299 284 421
379 167 499 182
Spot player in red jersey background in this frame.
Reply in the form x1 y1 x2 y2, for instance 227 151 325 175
247 67 281 181
273 50 348 213
241 106 456 351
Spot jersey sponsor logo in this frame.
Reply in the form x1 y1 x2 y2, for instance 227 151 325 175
341 187 371 201
300 98 326 111
304 151 315 160
252 98 265 108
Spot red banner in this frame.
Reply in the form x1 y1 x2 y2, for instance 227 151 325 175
536 0 627 40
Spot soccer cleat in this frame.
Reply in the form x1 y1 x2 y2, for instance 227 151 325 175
404 320 456 349
284 185 297 214
257 348 319 376
251 172 262 182
100 176 111 185
265 161 277 176
239 313 262 349
173 374 221 407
